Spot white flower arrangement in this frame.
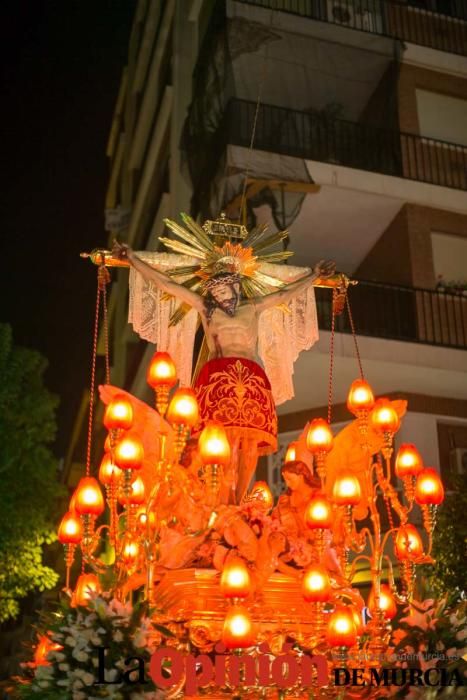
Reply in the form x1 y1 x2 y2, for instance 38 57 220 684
17 593 169 700
382 594 467 699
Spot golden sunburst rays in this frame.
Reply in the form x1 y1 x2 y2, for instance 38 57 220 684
159 213 294 324
163 215 214 253
199 242 259 280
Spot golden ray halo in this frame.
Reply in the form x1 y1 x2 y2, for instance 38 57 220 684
161 213 294 323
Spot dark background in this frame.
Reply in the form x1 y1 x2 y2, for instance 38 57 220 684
1 1 134 455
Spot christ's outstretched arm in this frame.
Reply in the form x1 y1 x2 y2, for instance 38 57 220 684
253 260 335 312
113 242 205 313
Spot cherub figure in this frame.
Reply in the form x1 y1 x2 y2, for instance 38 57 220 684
274 460 321 537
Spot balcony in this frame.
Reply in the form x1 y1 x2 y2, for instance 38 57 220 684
223 98 467 191
235 0 467 56
317 279 467 349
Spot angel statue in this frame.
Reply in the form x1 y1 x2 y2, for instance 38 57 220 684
88 213 350 502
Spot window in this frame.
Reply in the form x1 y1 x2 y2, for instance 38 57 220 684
416 90 467 146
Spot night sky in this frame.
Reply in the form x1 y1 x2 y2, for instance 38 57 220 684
1 1 134 455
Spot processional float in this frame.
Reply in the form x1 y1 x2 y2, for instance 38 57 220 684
53 213 444 697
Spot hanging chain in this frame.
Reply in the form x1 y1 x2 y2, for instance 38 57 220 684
327 290 337 425
85 260 111 476
346 293 364 380
101 267 111 385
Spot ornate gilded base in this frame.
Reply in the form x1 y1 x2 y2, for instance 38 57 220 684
155 568 323 654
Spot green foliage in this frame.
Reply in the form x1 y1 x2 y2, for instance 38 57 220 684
422 473 467 601
0 323 63 622
387 594 467 698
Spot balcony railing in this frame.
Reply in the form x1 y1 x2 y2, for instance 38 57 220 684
236 0 467 56
223 98 467 191
316 280 467 349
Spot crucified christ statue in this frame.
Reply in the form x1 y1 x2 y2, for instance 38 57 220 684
111 237 337 503
112 241 335 364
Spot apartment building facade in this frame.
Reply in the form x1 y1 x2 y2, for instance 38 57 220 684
65 0 467 538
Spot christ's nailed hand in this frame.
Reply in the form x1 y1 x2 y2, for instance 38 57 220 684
314 260 336 278
112 240 131 260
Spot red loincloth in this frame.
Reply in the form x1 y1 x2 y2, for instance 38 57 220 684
194 357 277 455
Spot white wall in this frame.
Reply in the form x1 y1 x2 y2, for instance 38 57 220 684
395 412 441 470
431 231 467 283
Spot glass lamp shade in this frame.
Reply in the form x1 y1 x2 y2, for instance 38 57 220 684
395 444 423 478
166 388 199 428
118 476 146 506
304 494 333 529
332 471 362 506
34 635 63 667
346 379 375 416
69 490 77 513
222 606 254 649
147 351 177 389
198 421 231 466
327 607 358 648
136 508 156 532
306 418 333 455
351 608 364 636
121 537 140 567
103 395 134 431
129 476 146 505
58 511 83 545
71 573 100 607
113 435 144 470
395 524 424 561
284 441 299 463
302 565 331 602
368 584 397 621
74 477 105 517
98 453 122 485
370 398 401 436
249 481 274 510
415 468 444 506
220 558 251 599
104 434 112 453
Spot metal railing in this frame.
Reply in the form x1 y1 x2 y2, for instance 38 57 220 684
223 98 467 191
316 279 467 349
237 0 467 55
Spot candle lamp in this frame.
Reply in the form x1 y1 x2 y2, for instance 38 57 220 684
220 558 251 601
71 573 100 608
347 379 375 435
306 418 333 484
166 388 199 458
198 421 231 507
58 511 83 589
222 606 254 649
147 351 177 416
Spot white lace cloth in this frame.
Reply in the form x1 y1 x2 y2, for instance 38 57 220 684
128 252 318 406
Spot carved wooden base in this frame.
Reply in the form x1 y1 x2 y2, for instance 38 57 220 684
155 568 325 654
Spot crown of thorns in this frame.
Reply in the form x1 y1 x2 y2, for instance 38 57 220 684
202 272 242 294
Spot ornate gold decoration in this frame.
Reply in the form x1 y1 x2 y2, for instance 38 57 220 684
202 212 248 240
201 241 259 279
